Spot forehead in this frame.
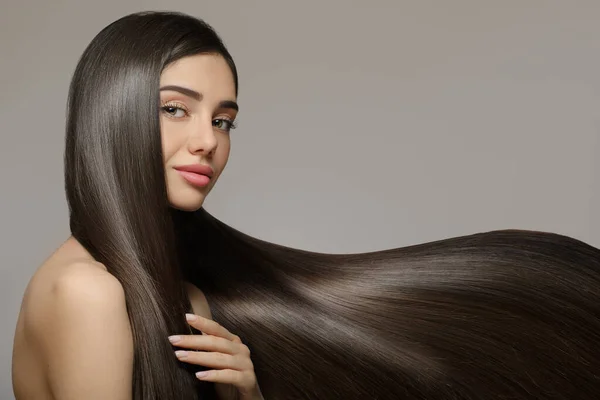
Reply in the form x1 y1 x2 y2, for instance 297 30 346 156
160 54 236 99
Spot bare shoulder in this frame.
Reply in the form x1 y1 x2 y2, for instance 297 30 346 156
14 259 134 399
22 260 127 335
184 282 212 319
20 237 123 325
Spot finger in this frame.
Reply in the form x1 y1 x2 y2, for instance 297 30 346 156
185 313 237 341
195 369 256 389
168 334 239 354
175 350 252 370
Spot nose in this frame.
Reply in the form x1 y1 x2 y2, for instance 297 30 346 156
187 119 218 156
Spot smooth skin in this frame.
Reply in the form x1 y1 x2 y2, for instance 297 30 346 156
12 54 263 400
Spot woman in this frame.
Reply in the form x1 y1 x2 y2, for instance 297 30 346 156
11 10 600 400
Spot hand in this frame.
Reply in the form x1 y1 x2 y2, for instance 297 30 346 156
169 313 263 400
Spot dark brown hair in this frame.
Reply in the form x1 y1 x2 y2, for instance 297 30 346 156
65 11 600 400
64 11 236 399
179 210 600 399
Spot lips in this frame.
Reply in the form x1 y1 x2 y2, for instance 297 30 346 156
174 164 214 177
173 164 214 188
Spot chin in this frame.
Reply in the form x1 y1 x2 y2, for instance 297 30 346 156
168 194 206 212
166 177 212 211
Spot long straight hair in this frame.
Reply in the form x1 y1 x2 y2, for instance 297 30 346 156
180 210 600 399
65 11 600 400
64 11 236 399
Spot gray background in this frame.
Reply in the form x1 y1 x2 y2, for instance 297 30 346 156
1 1 599 397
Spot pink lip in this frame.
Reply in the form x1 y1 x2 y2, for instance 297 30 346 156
174 164 214 188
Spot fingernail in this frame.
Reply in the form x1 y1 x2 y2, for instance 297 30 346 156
168 336 181 344
175 350 188 359
185 313 197 322
196 371 209 378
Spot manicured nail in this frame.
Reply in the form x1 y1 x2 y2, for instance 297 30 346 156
175 350 188 359
185 313 197 322
196 371 209 378
168 336 181 344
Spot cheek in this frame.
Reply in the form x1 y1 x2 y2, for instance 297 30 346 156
160 124 181 163
217 136 232 168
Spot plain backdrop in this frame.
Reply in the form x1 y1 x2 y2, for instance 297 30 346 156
1 1 599 397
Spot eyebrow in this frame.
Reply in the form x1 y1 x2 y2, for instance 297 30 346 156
159 85 239 111
160 85 202 100
218 100 239 112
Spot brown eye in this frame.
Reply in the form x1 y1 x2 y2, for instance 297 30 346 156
161 105 188 118
213 118 236 132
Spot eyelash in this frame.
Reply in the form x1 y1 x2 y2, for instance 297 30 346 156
161 103 189 118
213 118 237 131
160 103 237 132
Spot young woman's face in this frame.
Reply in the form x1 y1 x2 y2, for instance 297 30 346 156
160 54 238 211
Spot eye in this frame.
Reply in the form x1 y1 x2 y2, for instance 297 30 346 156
161 104 188 118
213 118 237 132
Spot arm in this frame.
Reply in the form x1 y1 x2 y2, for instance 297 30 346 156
181 283 264 400
27 263 134 400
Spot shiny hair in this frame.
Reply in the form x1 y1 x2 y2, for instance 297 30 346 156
181 211 600 399
64 11 236 399
65 11 600 400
